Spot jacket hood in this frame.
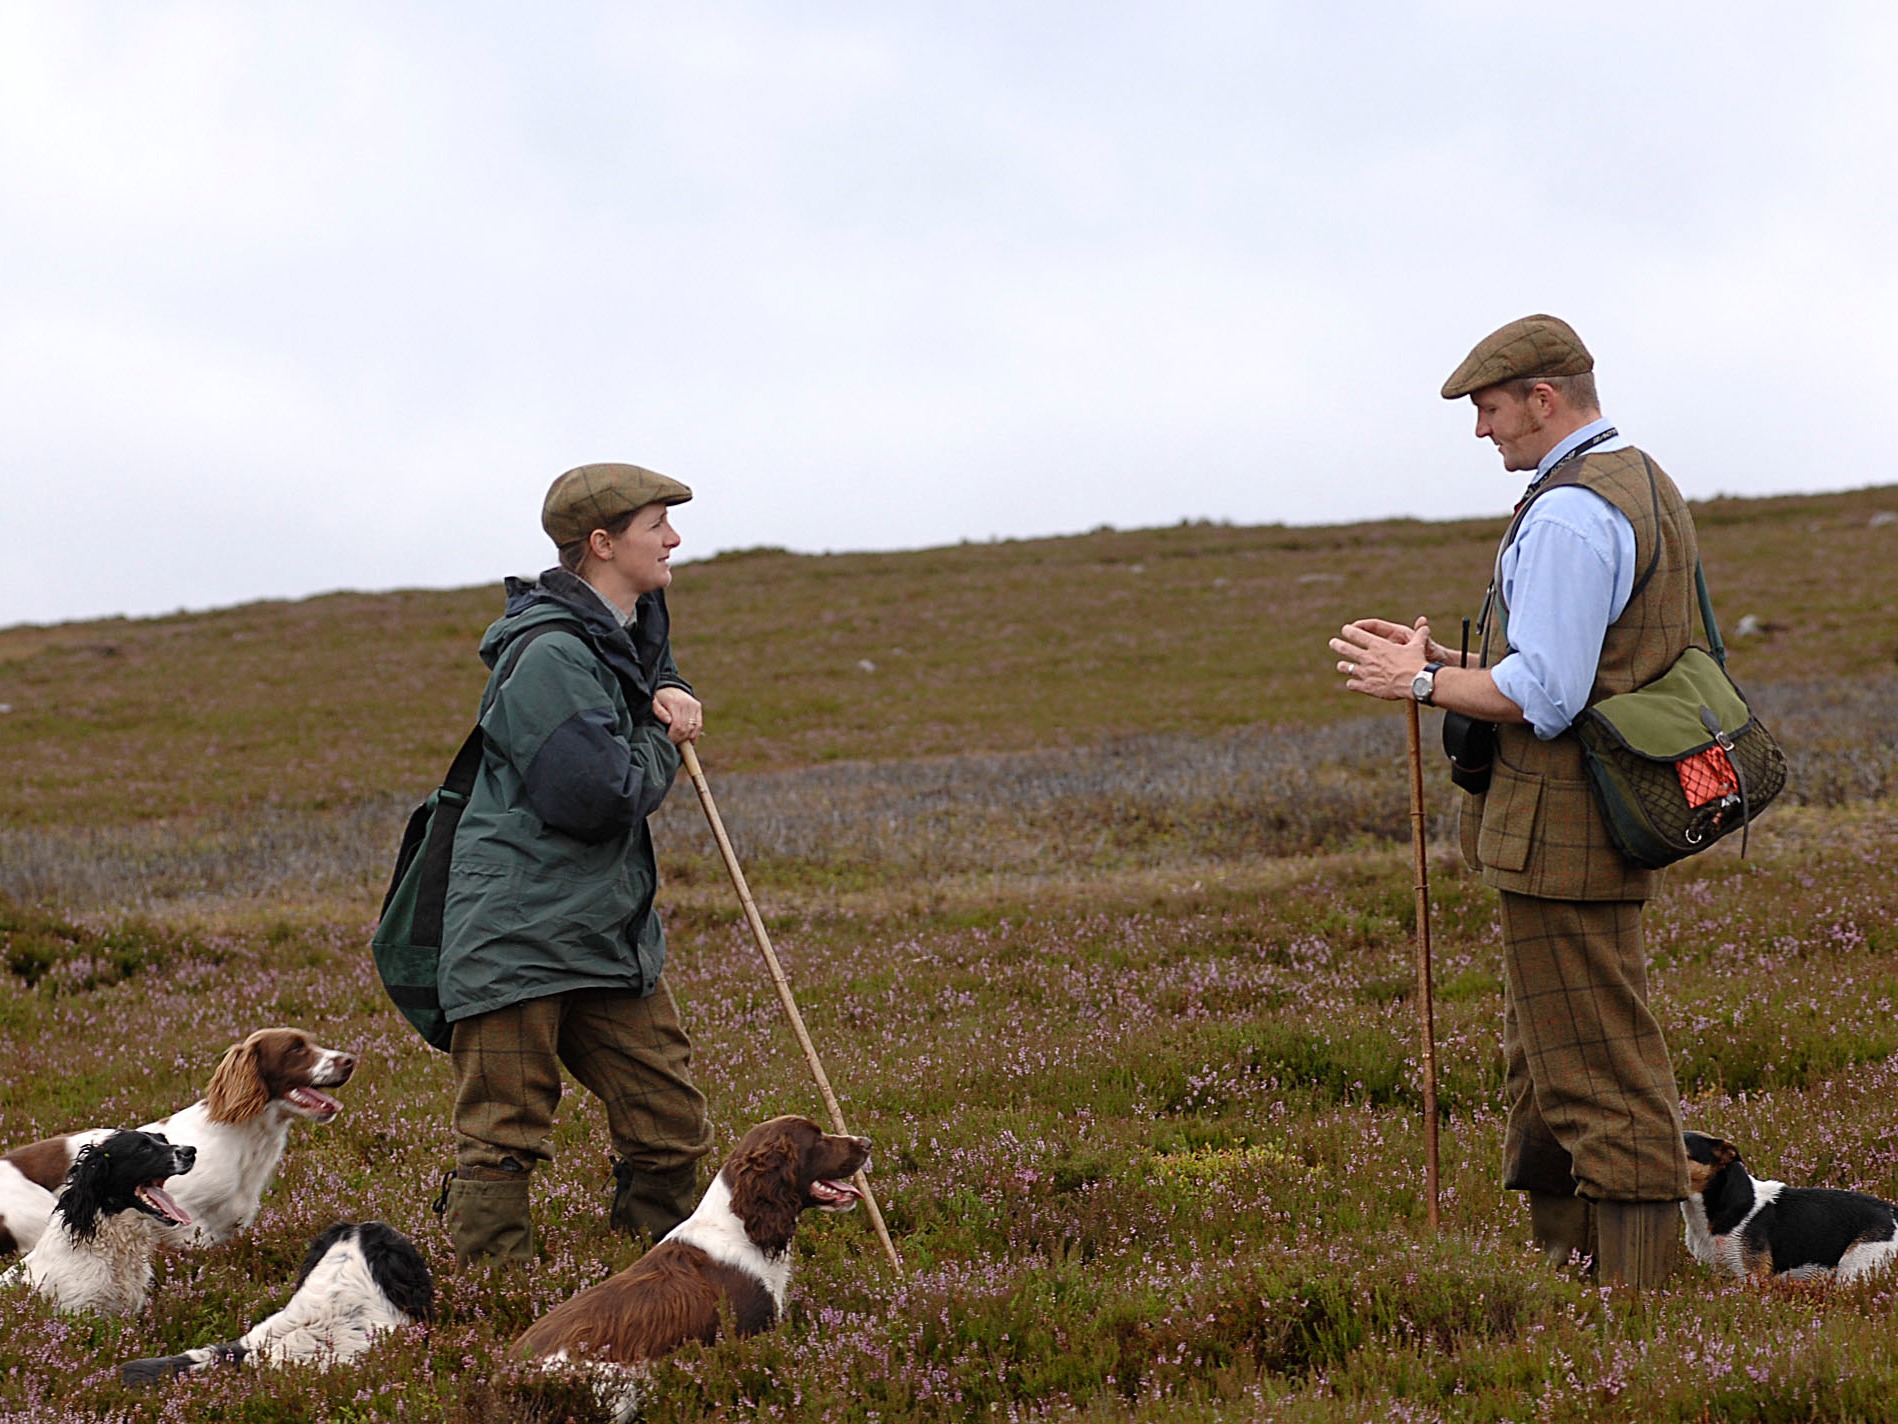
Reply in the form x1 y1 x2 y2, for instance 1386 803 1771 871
478 568 672 699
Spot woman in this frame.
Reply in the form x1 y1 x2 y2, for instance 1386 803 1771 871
434 462 713 1265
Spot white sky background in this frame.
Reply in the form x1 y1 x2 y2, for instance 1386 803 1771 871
3 2 1895 627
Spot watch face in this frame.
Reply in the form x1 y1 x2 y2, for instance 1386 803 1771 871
1412 671 1433 703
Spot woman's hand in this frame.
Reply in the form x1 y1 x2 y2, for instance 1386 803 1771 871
651 687 704 746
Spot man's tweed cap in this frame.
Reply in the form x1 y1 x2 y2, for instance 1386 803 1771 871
1440 315 1593 399
542 463 693 544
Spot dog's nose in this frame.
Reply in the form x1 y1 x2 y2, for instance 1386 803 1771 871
176 1146 198 1169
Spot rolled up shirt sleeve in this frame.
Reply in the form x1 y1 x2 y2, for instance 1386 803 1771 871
1491 488 1636 739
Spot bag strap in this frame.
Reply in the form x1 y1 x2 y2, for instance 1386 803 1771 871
1687 555 1750 847
1604 451 1730 670
441 621 570 796
1696 560 1727 669
1476 444 1664 667
1624 454 1665 604
439 726 487 800
1679 558 1758 853
407 621 571 952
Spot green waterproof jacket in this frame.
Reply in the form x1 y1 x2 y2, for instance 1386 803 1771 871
439 569 689 1022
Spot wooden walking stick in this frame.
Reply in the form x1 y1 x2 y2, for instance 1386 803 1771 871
679 741 903 1273
1406 699 1442 1233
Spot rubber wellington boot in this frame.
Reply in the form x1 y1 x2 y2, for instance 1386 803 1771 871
609 1157 701 1245
439 1169 535 1265
1527 1191 1596 1271
1595 1201 1680 1289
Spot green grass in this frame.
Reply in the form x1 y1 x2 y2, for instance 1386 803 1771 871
3 491 1898 1421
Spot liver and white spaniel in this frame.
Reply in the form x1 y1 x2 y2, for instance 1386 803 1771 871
0 1027 355 1254
517 1115 872 1419
0 1129 196 1315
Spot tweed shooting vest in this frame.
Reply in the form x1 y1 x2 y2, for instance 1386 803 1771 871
1460 447 1701 901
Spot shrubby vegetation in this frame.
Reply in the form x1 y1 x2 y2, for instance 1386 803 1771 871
2 488 1896 1421
5 675 1890 913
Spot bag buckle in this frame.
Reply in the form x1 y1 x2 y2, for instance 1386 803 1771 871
1696 704 1753 855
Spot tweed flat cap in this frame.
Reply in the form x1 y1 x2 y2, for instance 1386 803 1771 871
1440 315 1593 399
542 463 693 544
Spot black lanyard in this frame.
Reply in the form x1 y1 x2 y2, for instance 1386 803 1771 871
1513 426 1619 512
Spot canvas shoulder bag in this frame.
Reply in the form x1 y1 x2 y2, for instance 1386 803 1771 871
370 622 564 1049
1571 564 1788 869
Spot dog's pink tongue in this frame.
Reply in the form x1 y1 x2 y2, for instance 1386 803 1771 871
291 1087 342 1116
142 1183 192 1226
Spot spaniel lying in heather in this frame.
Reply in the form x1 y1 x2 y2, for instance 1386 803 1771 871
517 1115 872 1420
120 1220 433 1384
1683 1129 1898 1282
0 1129 195 1315
0 1027 355 1255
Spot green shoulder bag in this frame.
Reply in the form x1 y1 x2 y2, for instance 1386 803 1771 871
1572 568 1787 870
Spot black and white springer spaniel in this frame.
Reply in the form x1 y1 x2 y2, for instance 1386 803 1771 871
1683 1129 1898 1282
0 1027 355 1255
516 1115 872 1420
0 1129 196 1316
120 1221 434 1384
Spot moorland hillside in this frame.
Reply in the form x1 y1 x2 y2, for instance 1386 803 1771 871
1 488 1896 1422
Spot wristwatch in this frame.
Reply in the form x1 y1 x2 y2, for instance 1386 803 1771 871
1411 662 1444 706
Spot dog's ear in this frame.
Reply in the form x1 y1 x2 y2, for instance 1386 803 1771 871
729 1132 804 1252
56 1142 114 1241
1707 1136 1741 1170
204 1036 269 1123
359 1223 436 1324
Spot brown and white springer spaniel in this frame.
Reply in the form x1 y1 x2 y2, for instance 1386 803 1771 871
0 1028 356 1254
516 1115 872 1418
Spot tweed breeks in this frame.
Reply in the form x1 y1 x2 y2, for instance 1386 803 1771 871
450 979 712 1175
1498 893 1688 1203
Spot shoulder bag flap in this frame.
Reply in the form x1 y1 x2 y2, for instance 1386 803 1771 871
1580 646 1751 759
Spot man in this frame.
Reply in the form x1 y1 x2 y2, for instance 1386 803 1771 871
1330 315 1698 1288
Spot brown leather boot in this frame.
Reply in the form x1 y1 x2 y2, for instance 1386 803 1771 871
1595 1201 1680 1289
1528 1191 1596 1270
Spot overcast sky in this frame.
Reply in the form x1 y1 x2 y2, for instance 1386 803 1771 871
4 2 1894 627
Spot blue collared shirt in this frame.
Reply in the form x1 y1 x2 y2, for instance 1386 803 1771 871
1489 418 1639 739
